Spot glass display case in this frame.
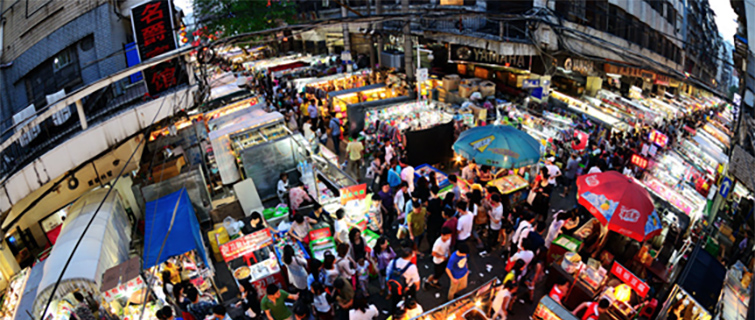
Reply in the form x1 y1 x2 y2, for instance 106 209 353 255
0 268 29 320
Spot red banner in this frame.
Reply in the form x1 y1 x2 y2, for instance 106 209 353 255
219 229 272 262
611 262 649 298
340 183 368 205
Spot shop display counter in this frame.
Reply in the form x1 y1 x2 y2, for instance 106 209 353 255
643 177 705 220
488 175 528 195
0 268 29 320
414 164 450 188
550 91 628 130
547 235 582 265
274 237 310 267
715 262 750 320
657 285 712 320
408 278 498 320
546 256 603 310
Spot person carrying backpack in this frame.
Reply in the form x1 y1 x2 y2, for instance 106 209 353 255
385 248 419 313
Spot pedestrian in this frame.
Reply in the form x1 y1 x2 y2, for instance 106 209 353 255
321 253 339 288
287 214 311 244
512 213 536 251
442 200 459 249
492 281 518 320
310 281 332 320
461 160 477 183
426 186 444 245
487 194 504 252
386 248 420 311
372 236 397 295
400 158 416 192
336 243 357 287
369 152 386 191
235 281 260 319
388 161 403 189
333 277 354 319
346 133 364 179
303 117 315 142
562 154 580 197
523 251 545 303
210 305 230 320
446 243 470 300
545 157 561 186
356 257 370 296
349 293 379 320
282 245 309 293
326 115 342 156
394 182 410 219
186 286 217 320
333 209 349 244
293 303 314 320
72 292 97 320
155 306 181 320
378 183 396 232
531 168 553 217
261 284 299 320
349 228 368 264
448 174 464 204
545 210 571 249
456 201 474 249
407 200 428 254
424 227 453 289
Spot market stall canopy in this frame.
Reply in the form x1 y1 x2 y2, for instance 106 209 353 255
143 188 209 269
577 171 663 242
33 188 132 317
453 125 540 168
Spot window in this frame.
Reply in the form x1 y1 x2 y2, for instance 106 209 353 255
52 50 73 72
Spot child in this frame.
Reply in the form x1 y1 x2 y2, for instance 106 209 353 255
356 257 370 297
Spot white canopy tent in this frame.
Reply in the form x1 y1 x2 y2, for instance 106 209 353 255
32 188 132 318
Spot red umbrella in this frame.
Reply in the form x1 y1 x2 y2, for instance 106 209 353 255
576 171 663 242
571 130 589 151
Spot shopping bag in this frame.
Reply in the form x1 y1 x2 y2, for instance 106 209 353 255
526 190 537 205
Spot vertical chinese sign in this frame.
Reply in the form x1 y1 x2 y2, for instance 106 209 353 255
131 0 187 95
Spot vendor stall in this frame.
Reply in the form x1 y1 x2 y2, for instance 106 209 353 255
220 228 284 297
532 296 581 320
550 91 629 130
0 268 29 320
714 261 750 320
657 285 713 320
643 176 706 221
100 257 162 320
359 100 455 165
32 189 132 319
408 278 499 320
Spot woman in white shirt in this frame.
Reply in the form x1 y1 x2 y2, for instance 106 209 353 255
493 281 518 320
349 293 378 320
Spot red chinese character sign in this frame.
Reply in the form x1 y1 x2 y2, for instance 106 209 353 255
340 183 368 205
131 0 187 95
611 262 649 298
648 130 668 148
631 154 648 169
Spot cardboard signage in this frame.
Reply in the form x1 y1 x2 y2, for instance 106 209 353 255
611 262 649 298
131 0 186 95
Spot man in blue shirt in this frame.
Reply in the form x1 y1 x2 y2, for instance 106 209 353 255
446 243 469 300
326 115 342 156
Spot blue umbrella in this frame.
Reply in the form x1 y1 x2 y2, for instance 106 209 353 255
453 125 542 168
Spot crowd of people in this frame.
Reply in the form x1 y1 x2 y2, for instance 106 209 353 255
177 58 728 320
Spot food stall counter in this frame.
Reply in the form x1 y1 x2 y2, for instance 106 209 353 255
546 255 604 310
220 228 284 297
0 268 30 320
488 175 529 195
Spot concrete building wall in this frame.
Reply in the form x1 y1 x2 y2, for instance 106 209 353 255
0 2 129 120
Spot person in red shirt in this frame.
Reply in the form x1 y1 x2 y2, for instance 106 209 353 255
573 299 609 320
441 204 458 249
549 278 570 304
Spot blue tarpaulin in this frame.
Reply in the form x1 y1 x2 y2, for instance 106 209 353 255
143 188 209 269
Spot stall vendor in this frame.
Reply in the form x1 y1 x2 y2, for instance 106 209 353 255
573 299 610 320
308 202 333 227
549 277 571 304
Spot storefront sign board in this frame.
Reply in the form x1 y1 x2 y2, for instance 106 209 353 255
131 0 187 95
219 229 273 262
611 262 649 298
649 130 668 148
448 44 532 69
523 79 540 89
631 154 648 169
340 183 368 205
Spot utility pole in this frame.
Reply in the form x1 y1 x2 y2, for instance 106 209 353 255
367 0 376 73
341 0 351 59
376 0 384 68
402 0 414 81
